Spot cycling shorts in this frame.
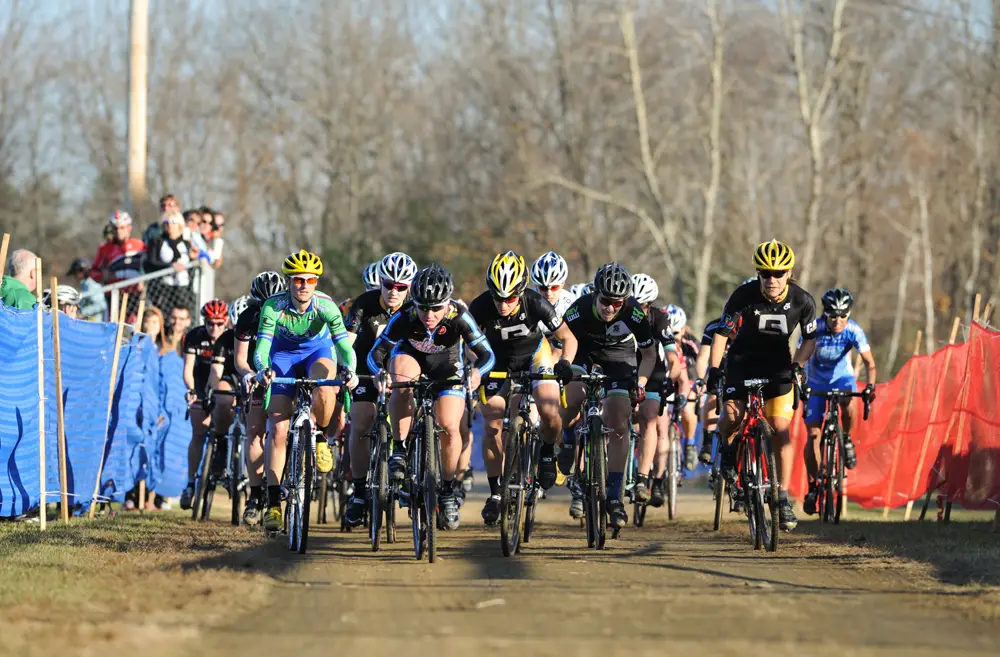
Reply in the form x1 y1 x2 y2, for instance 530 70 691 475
269 341 335 398
804 376 857 424
481 338 556 401
390 342 465 399
722 361 796 421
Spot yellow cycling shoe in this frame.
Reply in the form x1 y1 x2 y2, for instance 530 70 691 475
316 441 334 473
555 470 567 487
263 506 282 532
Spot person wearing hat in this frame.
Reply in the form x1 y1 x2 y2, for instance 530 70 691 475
145 210 198 316
66 257 106 321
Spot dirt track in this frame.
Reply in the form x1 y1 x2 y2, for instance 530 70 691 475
166 487 999 657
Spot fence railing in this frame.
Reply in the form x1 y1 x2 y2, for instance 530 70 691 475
98 260 215 322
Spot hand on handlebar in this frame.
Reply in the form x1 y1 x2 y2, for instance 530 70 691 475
705 367 722 393
241 372 257 396
630 383 646 406
554 359 574 385
863 383 876 403
468 369 482 392
256 368 274 388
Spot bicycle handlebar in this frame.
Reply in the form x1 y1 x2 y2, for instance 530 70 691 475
803 387 874 421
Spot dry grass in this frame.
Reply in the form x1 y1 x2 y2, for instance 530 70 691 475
0 514 274 657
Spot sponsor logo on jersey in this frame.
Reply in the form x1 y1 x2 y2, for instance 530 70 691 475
722 313 736 330
355 385 367 395
486 380 500 391
408 337 447 354
805 319 818 334
757 314 789 336
607 321 631 338
437 326 447 334
631 306 645 322
783 302 791 310
565 308 580 322
500 324 531 340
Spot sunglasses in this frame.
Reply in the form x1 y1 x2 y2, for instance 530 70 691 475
825 312 850 319
597 295 625 310
757 270 788 279
208 321 227 328
291 276 318 285
491 293 519 304
382 281 409 293
536 285 561 293
416 302 448 312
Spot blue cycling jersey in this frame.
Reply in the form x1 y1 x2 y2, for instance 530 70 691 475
806 319 869 388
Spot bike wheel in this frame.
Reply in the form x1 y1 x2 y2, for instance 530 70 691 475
738 442 760 549
298 431 314 554
196 439 215 522
833 423 845 524
667 424 680 521
409 429 424 560
287 436 301 551
317 473 328 524
370 432 385 553
230 436 243 526
385 484 397 544
500 416 526 557
588 415 607 550
821 433 835 523
522 440 540 544
712 464 727 531
757 422 779 553
423 416 438 564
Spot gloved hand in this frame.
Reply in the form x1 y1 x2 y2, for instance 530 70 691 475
201 390 215 413
863 383 876 403
241 372 257 396
661 377 676 398
706 367 723 392
554 359 574 385
630 383 646 407
791 362 805 385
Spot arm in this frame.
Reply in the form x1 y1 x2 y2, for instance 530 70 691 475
322 301 356 371
253 300 277 371
696 343 712 380
343 297 363 347
637 346 656 386
793 338 816 368
710 332 729 369
183 352 196 391
552 322 577 364
366 312 402 375
207 361 224 391
460 312 495 376
861 349 877 385
794 293 819 368
235 338 253 378
666 348 682 380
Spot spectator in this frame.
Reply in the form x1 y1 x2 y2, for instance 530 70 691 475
142 193 181 247
102 223 114 244
166 305 192 346
208 210 226 268
66 257 106 321
141 306 167 352
183 210 212 263
1 249 38 310
91 210 145 317
145 211 197 315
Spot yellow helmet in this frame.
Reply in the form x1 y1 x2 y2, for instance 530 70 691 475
282 250 324 277
753 239 795 271
486 251 528 299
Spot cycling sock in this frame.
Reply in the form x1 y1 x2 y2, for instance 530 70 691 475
487 476 501 496
442 478 455 495
250 485 263 503
316 432 329 444
540 442 555 458
606 472 624 500
636 473 649 487
561 427 576 447
778 490 789 503
352 478 366 498
653 477 664 488
267 485 282 508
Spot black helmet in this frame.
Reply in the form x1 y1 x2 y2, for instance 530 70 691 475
821 288 854 315
411 264 454 306
66 257 91 277
593 262 633 300
250 270 286 301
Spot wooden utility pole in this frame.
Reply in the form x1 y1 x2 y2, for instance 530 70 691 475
125 0 149 215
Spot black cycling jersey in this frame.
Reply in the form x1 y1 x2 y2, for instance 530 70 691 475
637 305 675 372
345 289 403 375
701 316 725 346
366 299 496 376
718 281 817 371
564 293 654 367
183 325 216 389
467 289 562 370
233 299 261 365
211 328 240 380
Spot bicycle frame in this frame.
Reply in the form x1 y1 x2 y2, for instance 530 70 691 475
805 388 871 524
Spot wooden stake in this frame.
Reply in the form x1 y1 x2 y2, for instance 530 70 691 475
0 233 9 280
88 294 128 519
35 258 46 531
133 297 146 512
134 298 145 331
983 303 993 327
884 329 921 519
973 293 982 323
50 277 70 523
905 317 960 521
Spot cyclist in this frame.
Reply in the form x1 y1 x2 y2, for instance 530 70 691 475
179 298 230 510
802 288 877 515
470 251 578 525
342 252 418 527
254 251 358 533
560 262 658 529
664 304 702 470
362 262 380 291
706 240 817 531
40 285 82 318
233 271 286 524
630 274 682 507
367 264 495 530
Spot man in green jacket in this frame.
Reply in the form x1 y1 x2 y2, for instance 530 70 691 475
1 249 39 310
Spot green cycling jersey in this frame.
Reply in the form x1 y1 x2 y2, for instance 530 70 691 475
253 290 356 372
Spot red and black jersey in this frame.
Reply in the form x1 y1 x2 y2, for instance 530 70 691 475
183 325 217 387
91 239 146 285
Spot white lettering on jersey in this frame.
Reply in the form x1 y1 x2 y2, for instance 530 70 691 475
500 324 532 340
758 314 789 336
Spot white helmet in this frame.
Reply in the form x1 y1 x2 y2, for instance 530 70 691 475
665 304 687 333
362 262 380 291
377 252 418 285
41 285 82 310
568 283 588 299
108 210 132 227
530 251 569 287
229 295 251 324
631 273 659 304
743 277 757 285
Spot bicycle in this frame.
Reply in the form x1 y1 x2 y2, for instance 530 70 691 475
221 389 250 526
715 376 802 552
479 370 566 556
393 368 474 563
357 370 398 552
270 376 346 554
191 389 240 523
803 387 872 524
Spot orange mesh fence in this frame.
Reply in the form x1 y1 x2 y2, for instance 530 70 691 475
787 323 1000 510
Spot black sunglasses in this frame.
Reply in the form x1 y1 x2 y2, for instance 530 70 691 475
825 311 850 319
757 269 788 279
491 292 518 304
416 302 447 312
382 281 409 292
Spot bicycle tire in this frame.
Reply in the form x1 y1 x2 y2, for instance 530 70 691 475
738 442 760 549
370 434 385 553
298 430 314 554
196 438 215 522
667 423 680 521
385 483 397 544
582 427 597 548
410 424 424 560
821 430 835 523
522 439 540 544
287 431 301 551
317 473 328 524
424 415 438 564
757 421 779 552
833 421 844 524
230 434 243 526
712 465 726 531
500 416 526 557
588 414 608 550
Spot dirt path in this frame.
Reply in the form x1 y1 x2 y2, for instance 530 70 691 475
171 488 998 657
